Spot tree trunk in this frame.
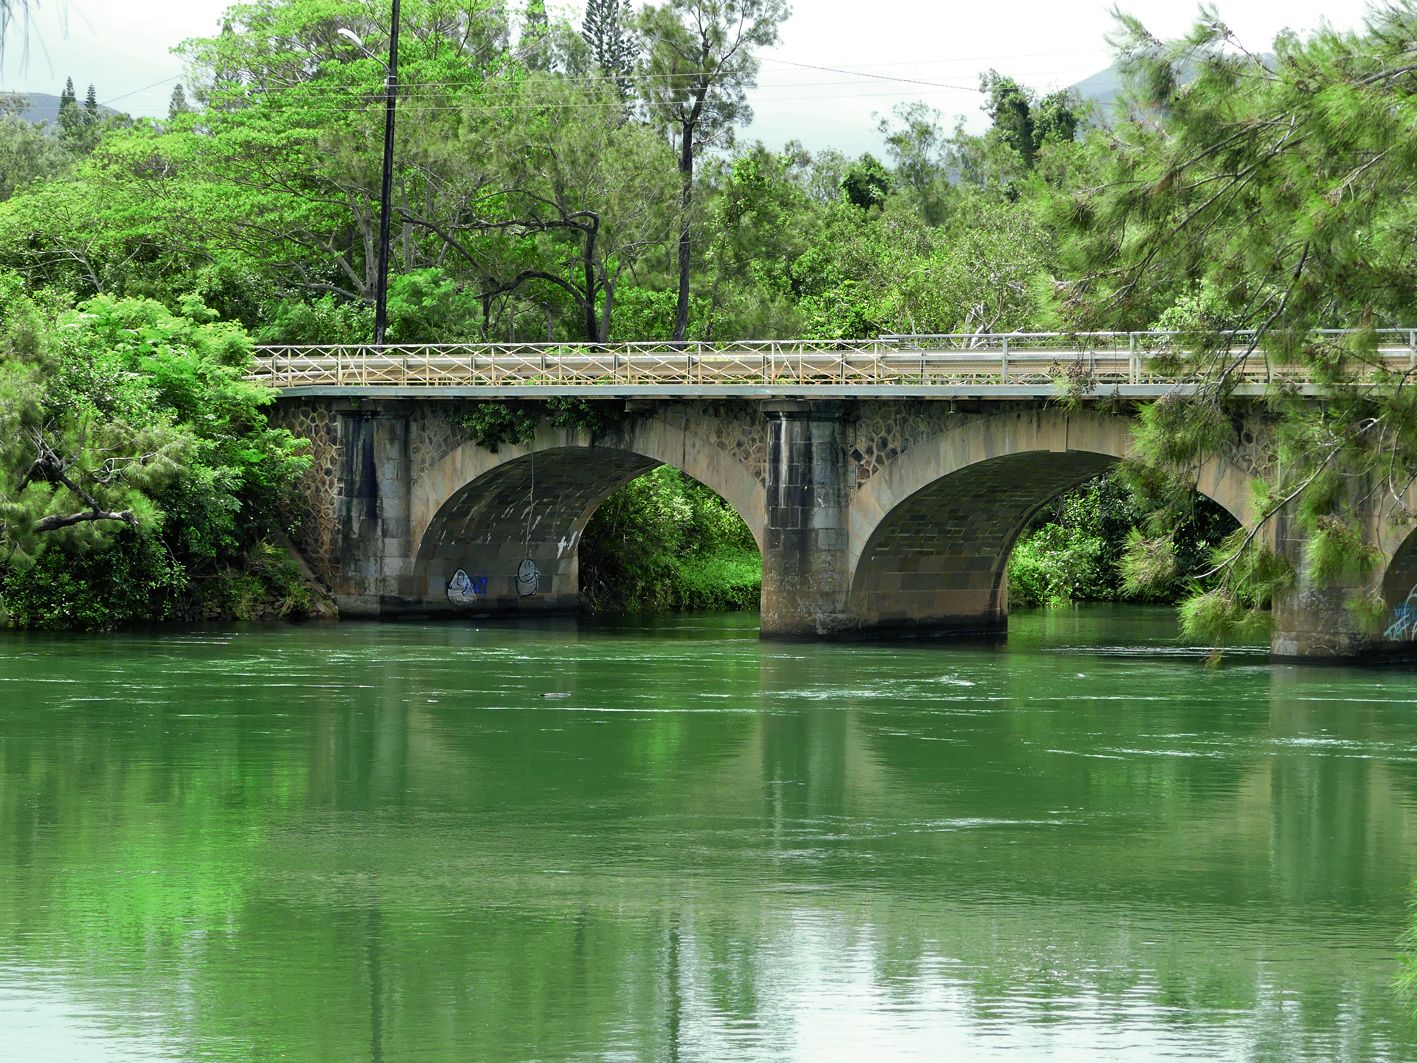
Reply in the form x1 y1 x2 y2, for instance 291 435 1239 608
582 225 600 342
598 278 616 343
673 120 694 343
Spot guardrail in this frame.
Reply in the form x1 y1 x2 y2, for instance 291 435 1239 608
249 330 1417 393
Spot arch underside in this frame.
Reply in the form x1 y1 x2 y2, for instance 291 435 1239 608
415 447 659 614
849 450 1118 634
1382 527 1417 642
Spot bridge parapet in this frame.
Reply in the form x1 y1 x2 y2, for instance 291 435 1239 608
251 330 1417 399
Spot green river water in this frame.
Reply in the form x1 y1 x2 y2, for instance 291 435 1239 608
1 607 1415 1062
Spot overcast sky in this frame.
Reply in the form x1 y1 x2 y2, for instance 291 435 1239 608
0 0 1376 155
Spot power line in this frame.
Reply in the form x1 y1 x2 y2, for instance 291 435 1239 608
89 44 1117 114
177 85 989 120
99 74 183 108
756 55 974 90
94 61 1108 106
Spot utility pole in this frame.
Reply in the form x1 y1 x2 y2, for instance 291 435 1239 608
373 0 401 351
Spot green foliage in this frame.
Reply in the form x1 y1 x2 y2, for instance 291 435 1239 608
1050 4 1417 642
457 403 539 453
580 465 759 612
841 153 891 211
875 104 946 223
456 399 626 452
546 398 624 437
1008 474 1237 609
1132 395 1234 469
1009 522 1113 607
606 287 682 341
257 296 375 346
581 0 636 97
386 268 480 344
194 541 315 621
1178 588 1269 647
1172 529 1294 644
1175 523 1293 647
0 286 312 628
979 70 1080 184
1119 529 1177 599
0 531 184 630
0 113 73 201
792 195 1051 339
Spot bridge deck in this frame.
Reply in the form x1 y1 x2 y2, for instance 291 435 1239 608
251 331 1417 399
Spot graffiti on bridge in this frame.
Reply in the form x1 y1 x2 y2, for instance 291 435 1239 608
447 564 540 605
1384 585 1417 641
447 570 488 607
517 559 541 597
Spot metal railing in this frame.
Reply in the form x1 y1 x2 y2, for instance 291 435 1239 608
249 329 1417 392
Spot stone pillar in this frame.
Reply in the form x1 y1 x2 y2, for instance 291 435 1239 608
760 402 852 637
334 404 412 617
1268 505 1377 659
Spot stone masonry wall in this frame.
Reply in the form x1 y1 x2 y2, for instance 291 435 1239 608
265 395 1416 658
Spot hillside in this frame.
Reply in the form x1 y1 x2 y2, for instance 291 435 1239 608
0 90 122 126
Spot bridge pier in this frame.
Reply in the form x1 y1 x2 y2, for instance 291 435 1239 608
1269 505 1384 660
333 405 413 617
759 403 853 637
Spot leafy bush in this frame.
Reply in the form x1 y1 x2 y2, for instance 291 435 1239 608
386 267 480 344
1008 474 1237 608
0 531 184 630
457 403 539 452
1009 523 1113 607
580 466 760 613
255 295 374 346
0 289 314 628
458 399 627 452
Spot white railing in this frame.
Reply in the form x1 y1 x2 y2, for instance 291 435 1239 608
248 330 1417 391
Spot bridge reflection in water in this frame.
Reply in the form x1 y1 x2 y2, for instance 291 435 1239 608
0 613 1413 1061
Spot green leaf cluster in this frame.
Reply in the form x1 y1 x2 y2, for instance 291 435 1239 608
579 465 759 612
0 283 311 628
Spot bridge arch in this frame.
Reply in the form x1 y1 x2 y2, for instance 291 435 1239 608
409 415 765 614
1379 525 1417 642
845 409 1254 634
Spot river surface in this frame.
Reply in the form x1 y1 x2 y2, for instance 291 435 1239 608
1 607 1415 1062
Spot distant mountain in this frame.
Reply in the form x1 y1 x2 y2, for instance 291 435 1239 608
1 91 122 126
1068 62 1127 119
1066 54 1275 123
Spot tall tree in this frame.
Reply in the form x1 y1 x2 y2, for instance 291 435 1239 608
522 0 551 71
57 75 77 132
1052 5 1417 641
582 0 636 97
635 0 788 342
171 0 517 307
875 102 949 223
83 82 98 123
407 73 679 342
56 76 96 151
167 84 190 120
979 70 1079 175
981 71 1036 170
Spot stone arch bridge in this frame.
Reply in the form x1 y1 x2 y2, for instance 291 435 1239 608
259 334 1417 660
